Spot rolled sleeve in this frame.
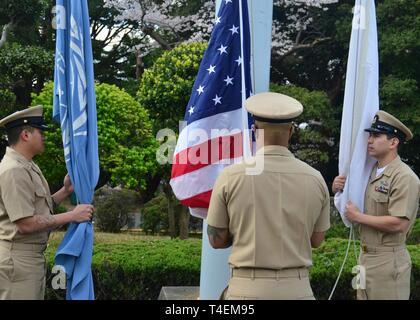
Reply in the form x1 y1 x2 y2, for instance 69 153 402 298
207 170 229 228
1 168 35 222
388 173 420 221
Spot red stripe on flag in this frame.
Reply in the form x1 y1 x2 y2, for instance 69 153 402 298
171 132 243 179
180 190 212 208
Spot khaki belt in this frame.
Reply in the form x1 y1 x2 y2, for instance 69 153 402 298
231 267 309 279
0 240 47 252
361 244 406 254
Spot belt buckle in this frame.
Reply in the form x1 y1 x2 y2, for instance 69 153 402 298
362 244 368 253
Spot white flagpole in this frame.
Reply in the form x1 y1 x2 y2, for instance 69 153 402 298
199 0 273 300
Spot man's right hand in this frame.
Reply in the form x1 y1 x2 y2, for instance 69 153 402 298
71 204 94 223
332 175 346 194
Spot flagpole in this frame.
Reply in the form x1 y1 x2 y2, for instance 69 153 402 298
199 0 273 300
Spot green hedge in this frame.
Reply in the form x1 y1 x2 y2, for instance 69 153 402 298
44 237 420 300
327 219 420 245
45 239 201 300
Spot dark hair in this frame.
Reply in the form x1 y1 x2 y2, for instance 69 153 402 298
386 133 402 150
6 125 35 146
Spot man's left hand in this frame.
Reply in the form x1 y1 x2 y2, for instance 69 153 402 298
345 201 362 223
63 174 74 194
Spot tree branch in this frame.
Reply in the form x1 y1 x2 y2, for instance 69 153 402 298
278 37 332 62
141 26 172 50
0 21 16 49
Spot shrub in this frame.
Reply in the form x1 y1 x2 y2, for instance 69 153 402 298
94 187 139 233
31 82 158 191
45 238 201 300
43 236 420 300
141 194 169 234
408 219 420 245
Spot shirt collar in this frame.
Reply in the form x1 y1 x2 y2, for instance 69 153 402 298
255 145 294 157
370 155 402 182
5 147 33 170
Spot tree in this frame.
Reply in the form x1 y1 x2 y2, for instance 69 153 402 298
376 0 420 173
31 82 159 195
138 41 207 132
138 41 207 238
270 83 339 183
0 0 48 49
0 43 54 107
105 0 339 61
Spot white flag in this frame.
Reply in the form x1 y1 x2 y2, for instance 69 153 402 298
334 0 379 227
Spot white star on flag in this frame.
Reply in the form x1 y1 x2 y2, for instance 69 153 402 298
188 106 195 115
224 75 234 85
217 44 228 55
225 0 232 4
235 56 242 66
213 95 222 105
215 16 221 24
207 65 216 74
229 25 239 35
197 85 205 95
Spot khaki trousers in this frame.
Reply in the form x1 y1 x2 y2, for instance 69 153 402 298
221 267 315 300
0 241 47 300
357 246 411 300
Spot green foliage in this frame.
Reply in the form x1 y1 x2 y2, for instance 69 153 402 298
43 236 420 300
326 223 350 240
45 238 202 300
408 219 420 245
141 194 169 234
0 88 16 118
270 84 338 172
377 0 420 79
0 43 54 107
0 0 48 27
138 42 207 132
31 82 159 191
94 188 139 233
0 43 53 79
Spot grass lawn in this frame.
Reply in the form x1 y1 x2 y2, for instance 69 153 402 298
48 230 172 246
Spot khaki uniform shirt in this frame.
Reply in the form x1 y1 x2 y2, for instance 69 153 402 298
207 145 330 269
0 147 53 244
361 156 420 246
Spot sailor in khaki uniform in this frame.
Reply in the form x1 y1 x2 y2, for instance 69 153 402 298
0 106 94 300
332 110 420 300
207 92 331 300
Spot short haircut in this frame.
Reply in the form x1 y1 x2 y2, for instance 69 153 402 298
385 133 402 150
6 125 35 146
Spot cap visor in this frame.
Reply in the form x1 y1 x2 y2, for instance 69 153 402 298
31 124 52 131
364 128 388 134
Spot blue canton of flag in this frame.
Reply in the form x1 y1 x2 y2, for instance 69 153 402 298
170 0 253 219
184 0 252 124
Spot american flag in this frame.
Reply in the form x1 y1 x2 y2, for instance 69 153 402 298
170 0 253 219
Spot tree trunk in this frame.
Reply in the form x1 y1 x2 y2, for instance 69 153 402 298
135 50 145 80
179 206 190 240
167 193 176 239
0 22 15 49
162 180 176 238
